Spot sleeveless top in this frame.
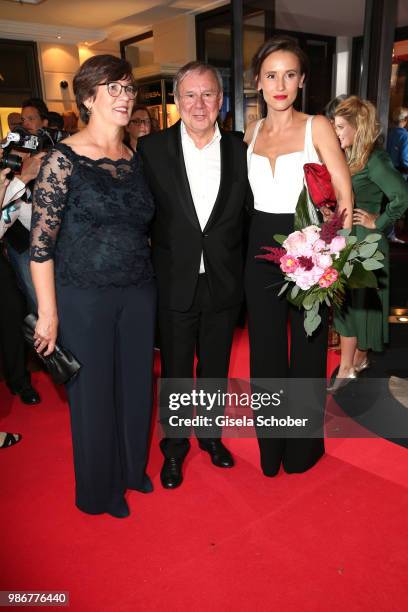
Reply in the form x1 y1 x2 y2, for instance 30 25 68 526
247 115 320 214
30 143 155 288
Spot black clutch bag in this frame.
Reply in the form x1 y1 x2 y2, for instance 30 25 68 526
22 313 81 385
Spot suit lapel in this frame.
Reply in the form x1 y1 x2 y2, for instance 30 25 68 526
203 132 232 233
167 121 200 230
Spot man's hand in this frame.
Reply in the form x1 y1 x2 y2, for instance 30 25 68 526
19 152 46 184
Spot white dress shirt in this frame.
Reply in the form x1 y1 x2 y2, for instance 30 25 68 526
180 121 221 273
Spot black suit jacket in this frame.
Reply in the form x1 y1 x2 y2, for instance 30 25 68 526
138 122 251 312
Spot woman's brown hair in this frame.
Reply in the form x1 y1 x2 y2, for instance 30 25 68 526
73 54 134 124
251 35 310 84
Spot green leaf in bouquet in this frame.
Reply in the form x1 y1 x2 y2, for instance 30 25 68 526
338 228 351 236
291 285 300 299
325 296 331 307
348 262 378 288
304 309 321 336
346 235 357 245
310 300 320 318
363 233 382 243
293 186 315 231
359 243 378 258
362 258 384 271
278 281 289 296
343 261 353 277
273 234 287 245
372 250 385 260
288 291 306 308
333 243 354 270
347 249 358 261
303 293 317 310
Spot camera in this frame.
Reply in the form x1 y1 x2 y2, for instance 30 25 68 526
0 126 68 179
0 150 23 177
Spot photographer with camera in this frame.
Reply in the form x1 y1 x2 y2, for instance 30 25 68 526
0 160 40 406
1 98 49 309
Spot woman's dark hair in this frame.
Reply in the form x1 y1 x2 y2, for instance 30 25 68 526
73 54 134 124
251 35 310 84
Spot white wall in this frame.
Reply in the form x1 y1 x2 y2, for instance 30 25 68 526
38 40 120 114
334 36 353 97
153 14 196 67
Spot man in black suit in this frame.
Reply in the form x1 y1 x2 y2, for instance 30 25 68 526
138 61 250 488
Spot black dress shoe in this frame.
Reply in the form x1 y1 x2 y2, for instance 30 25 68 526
107 497 130 519
132 474 154 494
12 385 41 405
160 457 184 489
198 440 234 468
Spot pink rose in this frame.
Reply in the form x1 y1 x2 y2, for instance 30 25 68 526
291 265 324 290
302 225 320 246
318 268 338 288
313 253 333 269
280 254 299 273
329 235 347 255
282 231 308 257
312 239 327 253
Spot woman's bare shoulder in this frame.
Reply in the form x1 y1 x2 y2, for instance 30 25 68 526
311 114 332 133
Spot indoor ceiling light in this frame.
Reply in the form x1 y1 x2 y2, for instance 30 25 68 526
5 0 46 5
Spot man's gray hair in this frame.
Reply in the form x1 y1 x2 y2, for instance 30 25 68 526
173 61 223 100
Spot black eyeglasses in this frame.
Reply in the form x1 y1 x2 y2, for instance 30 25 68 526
98 82 137 99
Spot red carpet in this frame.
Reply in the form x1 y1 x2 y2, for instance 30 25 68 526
1 328 408 611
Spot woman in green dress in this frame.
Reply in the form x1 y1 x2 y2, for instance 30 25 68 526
329 96 408 392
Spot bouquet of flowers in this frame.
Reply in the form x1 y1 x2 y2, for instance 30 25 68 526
257 163 384 336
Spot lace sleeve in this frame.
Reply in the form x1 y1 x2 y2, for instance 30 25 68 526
30 148 73 262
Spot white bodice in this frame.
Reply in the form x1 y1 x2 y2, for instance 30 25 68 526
247 116 320 214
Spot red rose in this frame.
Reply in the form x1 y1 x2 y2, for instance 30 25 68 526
304 163 337 209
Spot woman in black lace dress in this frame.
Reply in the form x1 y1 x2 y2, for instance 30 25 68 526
30 55 156 518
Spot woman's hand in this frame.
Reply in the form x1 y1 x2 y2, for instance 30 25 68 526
320 205 335 223
353 208 379 229
34 312 58 356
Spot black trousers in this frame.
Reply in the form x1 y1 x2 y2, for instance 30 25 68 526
158 274 240 459
245 211 328 476
0 249 30 392
57 281 156 514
